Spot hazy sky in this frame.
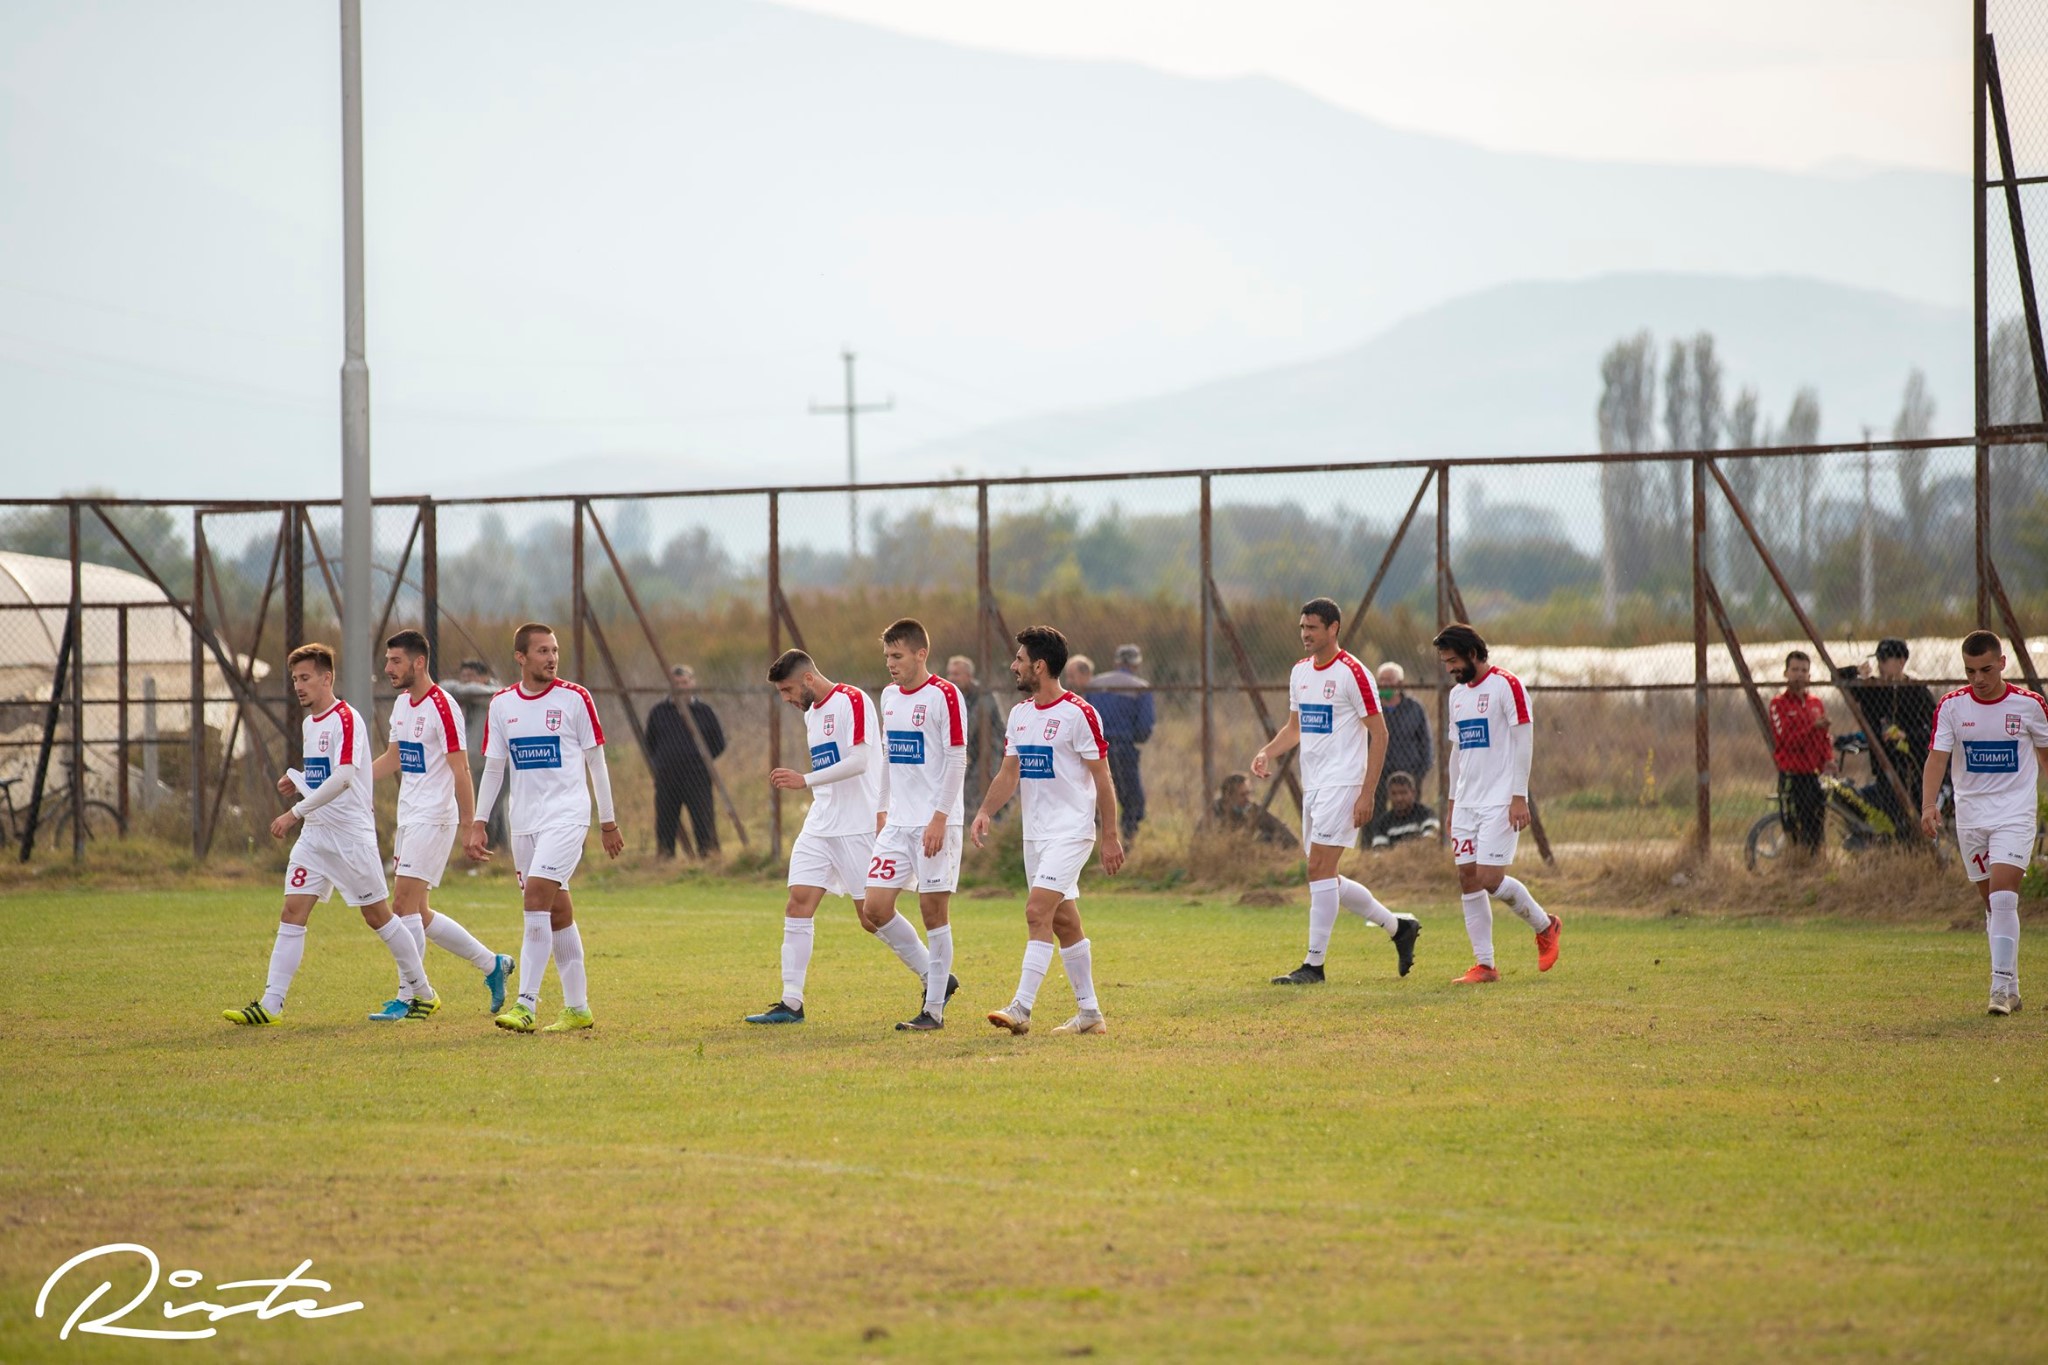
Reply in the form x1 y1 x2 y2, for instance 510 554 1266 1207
786 0 1965 173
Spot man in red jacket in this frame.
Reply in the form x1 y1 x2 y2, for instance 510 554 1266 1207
1771 650 1832 853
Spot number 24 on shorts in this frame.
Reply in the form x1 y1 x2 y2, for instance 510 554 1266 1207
868 856 899 882
1454 837 1477 858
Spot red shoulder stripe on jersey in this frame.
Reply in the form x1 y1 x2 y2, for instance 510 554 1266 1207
1932 684 1975 745
483 684 518 753
837 684 866 745
426 685 462 753
937 677 965 746
1072 695 1108 753
1493 667 1531 724
335 702 356 765
557 680 605 745
2020 686 2048 724
1336 650 1378 716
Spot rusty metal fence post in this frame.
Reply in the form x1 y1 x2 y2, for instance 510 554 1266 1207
190 510 205 858
421 497 439 676
1433 463 1450 823
1199 474 1214 803
768 490 782 860
571 497 587 682
67 503 85 860
1692 457 1710 857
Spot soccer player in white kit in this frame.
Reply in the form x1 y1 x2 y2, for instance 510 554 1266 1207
747 649 899 1025
872 619 968 1032
221 643 435 1025
1920 630 2048 1015
973 625 1124 1036
1253 597 1421 984
1435 623 1561 983
466 624 624 1034
365 629 513 1022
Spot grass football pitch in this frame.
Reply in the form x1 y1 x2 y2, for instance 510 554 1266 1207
4 879 2044 1362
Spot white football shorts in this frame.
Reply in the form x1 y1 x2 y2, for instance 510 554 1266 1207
1301 784 1363 853
1451 803 1519 867
1024 836 1094 900
867 822 963 894
788 829 876 899
391 822 456 888
285 824 389 907
514 824 586 890
1958 820 2037 882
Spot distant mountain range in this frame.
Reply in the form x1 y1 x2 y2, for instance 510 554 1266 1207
0 0 1968 499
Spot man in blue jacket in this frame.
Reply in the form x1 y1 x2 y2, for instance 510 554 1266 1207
1089 644 1155 843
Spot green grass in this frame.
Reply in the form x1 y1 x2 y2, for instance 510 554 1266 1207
3 880 2045 1362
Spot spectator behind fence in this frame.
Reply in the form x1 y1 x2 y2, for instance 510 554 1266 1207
1848 637 1936 833
1091 643 1154 843
647 664 727 858
1063 653 1094 693
1212 772 1292 846
947 655 1002 804
1771 650 1831 854
1374 662 1433 811
444 659 506 849
1360 771 1439 849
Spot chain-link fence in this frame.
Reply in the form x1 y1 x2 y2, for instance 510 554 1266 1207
0 432 2036 868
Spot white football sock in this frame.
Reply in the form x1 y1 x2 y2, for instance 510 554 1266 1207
1461 891 1495 967
781 916 815 1008
1495 876 1551 932
517 911 553 1008
552 924 587 1010
393 914 427 999
375 915 433 1001
1060 938 1099 1012
1337 876 1399 934
1014 939 1055 1010
924 923 954 1017
425 911 498 972
874 912 932 980
1304 878 1340 967
1989 890 2021 990
260 922 307 1013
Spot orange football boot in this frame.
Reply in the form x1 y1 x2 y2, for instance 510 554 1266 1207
1536 913 1562 972
1452 964 1500 985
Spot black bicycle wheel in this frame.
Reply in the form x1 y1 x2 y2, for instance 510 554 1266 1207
45 798 125 849
1745 813 1788 872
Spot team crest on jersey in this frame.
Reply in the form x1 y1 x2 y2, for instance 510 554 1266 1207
1476 695 1490 714
822 715 835 737
412 718 425 738
1322 681 1336 700
2008 713 2025 736
545 708 563 732
1043 719 1062 740
317 732 332 754
911 704 927 727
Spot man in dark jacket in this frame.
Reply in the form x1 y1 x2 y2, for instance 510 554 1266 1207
647 664 726 857
1374 662 1433 813
1090 644 1155 843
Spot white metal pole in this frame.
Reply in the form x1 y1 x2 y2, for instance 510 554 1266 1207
339 0 373 717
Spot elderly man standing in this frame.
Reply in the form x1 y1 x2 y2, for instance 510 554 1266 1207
1091 643 1156 843
444 659 507 851
1373 662 1433 819
647 664 727 858
947 655 1001 808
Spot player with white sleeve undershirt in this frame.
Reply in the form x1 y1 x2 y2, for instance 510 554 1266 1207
466 623 624 1035
747 649 897 1025
1436 622 1561 983
1254 597 1420 985
1920 629 2048 1016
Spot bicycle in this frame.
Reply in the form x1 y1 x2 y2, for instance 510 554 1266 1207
1745 733 1954 872
0 773 126 855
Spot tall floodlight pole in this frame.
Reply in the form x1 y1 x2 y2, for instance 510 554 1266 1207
339 0 373 715
809 350 891 562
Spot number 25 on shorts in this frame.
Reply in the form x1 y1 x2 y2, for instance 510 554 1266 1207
868 857 899 882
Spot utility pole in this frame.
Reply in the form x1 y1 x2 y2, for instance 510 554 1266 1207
339 0 373 717
808 349 891 561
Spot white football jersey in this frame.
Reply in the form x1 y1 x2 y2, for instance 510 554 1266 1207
1005 691 1106 841
1931 683 2048 828
802 683 883 838
301 700 376 841
881 674 967 827
482 680 606 835
388 684 466 826
1447 666 1532 809
1289 650 1380 791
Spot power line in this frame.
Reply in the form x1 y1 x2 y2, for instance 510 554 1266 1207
808 349 891 559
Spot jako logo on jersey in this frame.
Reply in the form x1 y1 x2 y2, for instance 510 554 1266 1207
888 731 925 764
1042 719 1062 740
810 741 841 770
1298 704 1334 735
1963 740 2020 773
1457 717 1490 749
1017 745 1055 779
545 708 563 733
508 735 563 769
2008 713 2026 736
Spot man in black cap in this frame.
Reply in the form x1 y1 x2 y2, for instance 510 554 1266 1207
1849 638 1935 838
647 664 727 857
